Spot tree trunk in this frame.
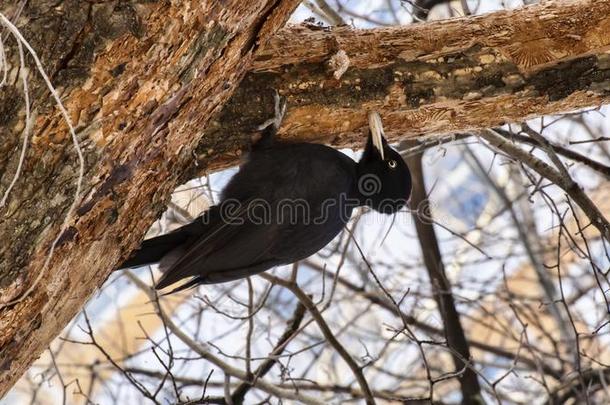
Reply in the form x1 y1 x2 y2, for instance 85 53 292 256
194 0 610 172
0 0 608 398
0 0 299 396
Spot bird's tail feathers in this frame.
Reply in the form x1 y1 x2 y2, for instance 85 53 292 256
118 229 190 269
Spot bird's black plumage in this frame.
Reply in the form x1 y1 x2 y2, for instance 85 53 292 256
119 95 411 291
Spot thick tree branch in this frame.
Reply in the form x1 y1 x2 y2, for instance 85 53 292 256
194 0 610 172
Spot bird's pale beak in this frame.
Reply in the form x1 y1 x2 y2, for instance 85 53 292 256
368 111 385 160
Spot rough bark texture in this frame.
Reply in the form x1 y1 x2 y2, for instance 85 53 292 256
194 0 610 172
0 0 299 396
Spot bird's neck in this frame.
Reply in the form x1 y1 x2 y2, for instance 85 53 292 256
354 165 380 209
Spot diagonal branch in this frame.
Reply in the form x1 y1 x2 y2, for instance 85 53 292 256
260 273 377 405
230 301 306 404
405 149 483 405
491 128 610 180
124 271 324 405
477 129 610 242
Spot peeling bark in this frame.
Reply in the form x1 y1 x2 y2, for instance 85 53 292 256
195 0 610 172
0 0 299 396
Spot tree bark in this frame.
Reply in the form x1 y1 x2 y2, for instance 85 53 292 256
0 0 299 397
0 0 609 398
194 0 610 172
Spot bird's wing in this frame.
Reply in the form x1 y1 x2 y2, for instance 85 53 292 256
155 199 282 290
158 258 280 293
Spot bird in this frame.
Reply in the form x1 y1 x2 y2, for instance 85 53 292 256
119 92 412 292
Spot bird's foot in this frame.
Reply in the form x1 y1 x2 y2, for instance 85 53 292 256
256 90 286 132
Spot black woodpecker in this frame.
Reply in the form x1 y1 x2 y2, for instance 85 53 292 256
119 93 412 292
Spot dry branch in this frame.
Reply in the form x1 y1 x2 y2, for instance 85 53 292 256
406 151 482 404
478 129 610 241
124 272 324 405
260 273 377 405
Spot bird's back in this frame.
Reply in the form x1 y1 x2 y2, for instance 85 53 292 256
222 142 356 203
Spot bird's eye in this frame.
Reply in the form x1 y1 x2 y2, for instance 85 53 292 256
388 160 397 169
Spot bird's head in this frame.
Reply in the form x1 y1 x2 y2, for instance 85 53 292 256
356 112 412 214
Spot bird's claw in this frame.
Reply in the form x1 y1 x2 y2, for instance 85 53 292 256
257 90 286 131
